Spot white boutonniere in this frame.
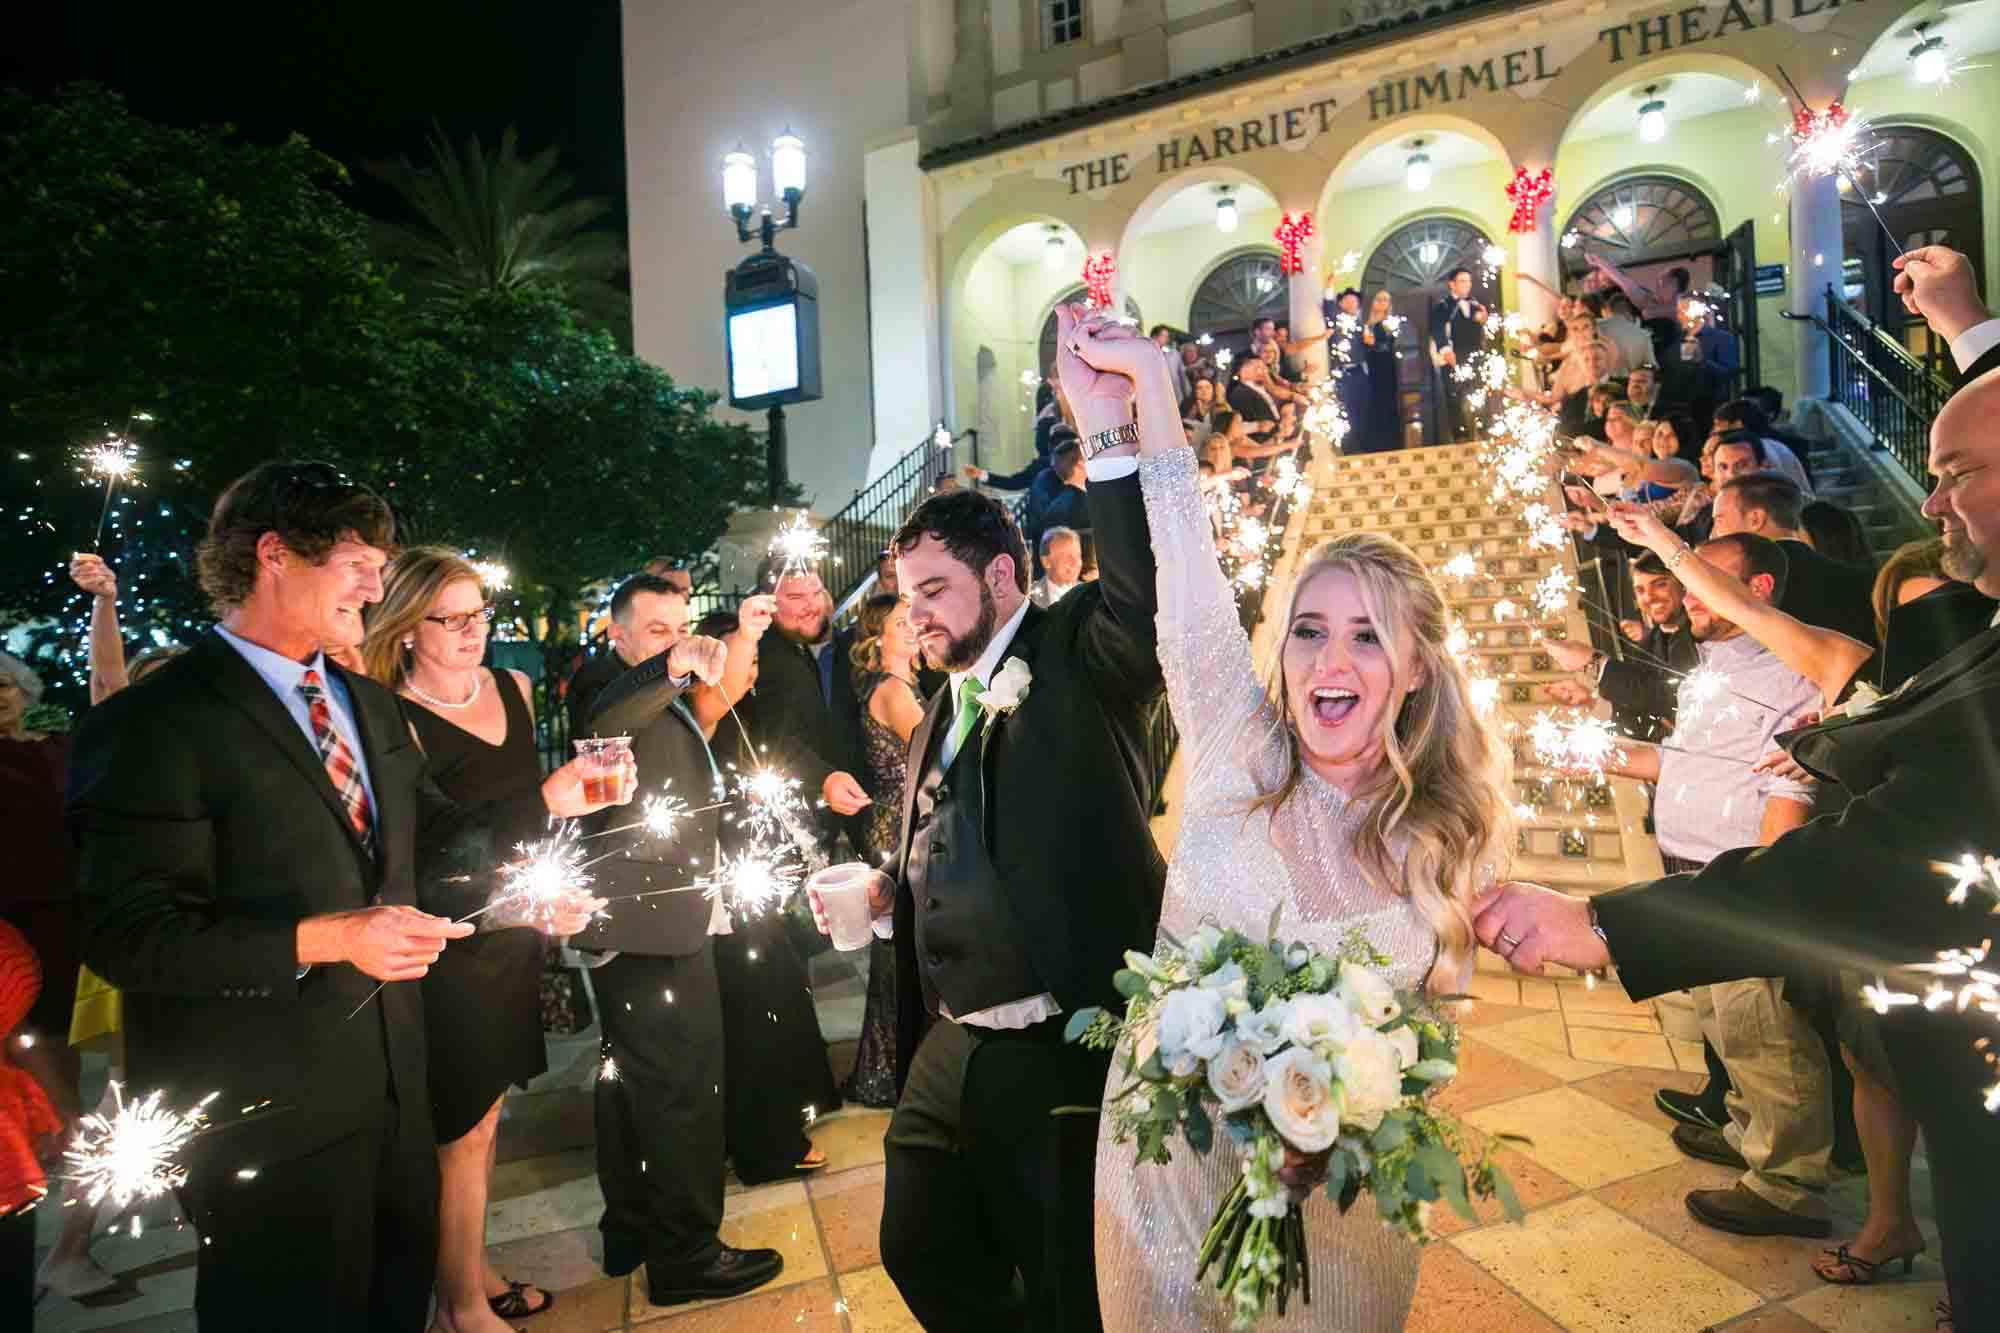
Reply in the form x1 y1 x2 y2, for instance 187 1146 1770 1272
1841 680 1884 719
976 658 1032 724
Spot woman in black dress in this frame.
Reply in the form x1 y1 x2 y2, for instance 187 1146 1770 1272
841 594 922 1107
694 607 843 1183
1357 288 1405 452
364 548 564 1331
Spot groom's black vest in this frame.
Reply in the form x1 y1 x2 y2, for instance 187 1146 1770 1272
906 727 1044 1020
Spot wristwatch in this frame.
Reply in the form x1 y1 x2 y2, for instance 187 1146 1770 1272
1083 422 1140 459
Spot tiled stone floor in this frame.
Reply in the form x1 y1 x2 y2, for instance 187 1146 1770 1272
34 948 1946 1333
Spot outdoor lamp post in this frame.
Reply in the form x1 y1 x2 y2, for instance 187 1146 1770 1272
722 130 821 504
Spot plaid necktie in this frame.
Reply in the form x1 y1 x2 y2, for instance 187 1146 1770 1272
298 669 375 848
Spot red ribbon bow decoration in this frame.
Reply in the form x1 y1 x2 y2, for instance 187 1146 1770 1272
1082 252 1117 308
1274 213 1315 275
1505 166 1555 235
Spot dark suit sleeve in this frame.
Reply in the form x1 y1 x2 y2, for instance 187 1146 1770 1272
69 694 304 1001
1076 470 1163 699
587 649 694 739
982 457 1047 492
1594 684 2000 999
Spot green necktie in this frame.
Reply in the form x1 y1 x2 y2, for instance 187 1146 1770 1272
945 675 984 765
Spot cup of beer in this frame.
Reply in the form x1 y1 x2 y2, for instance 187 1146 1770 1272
575 736 633 805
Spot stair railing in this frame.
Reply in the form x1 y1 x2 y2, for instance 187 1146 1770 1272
1812 286 1952 485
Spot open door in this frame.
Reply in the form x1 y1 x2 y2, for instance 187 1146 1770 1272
1717 219 1760 395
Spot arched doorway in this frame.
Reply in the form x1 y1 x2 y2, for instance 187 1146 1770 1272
1559 174 1723 280
1844 124 1984 375
1361 217 1499 447
1036 286 1143 378
1187 251 1288 353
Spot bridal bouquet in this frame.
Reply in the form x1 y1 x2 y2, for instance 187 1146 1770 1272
1067 909 1522 1328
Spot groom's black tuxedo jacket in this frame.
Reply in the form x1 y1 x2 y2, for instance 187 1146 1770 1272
1596 626 2000 1013
889 470 1167 1079
67 629 513 1170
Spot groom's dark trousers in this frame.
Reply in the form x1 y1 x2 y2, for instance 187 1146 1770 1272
878 466 1166 1330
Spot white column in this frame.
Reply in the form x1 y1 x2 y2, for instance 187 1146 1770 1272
1514 191 1559 333
862 135 945 483
1288 223 1329 383
1789 172 1843 401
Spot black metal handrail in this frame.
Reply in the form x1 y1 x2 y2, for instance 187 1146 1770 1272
802 429 970 607
1817 286 1950 485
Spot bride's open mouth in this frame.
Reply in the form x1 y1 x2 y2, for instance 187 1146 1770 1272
1309 685 1360 726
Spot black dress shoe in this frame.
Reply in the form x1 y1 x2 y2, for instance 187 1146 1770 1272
1671 1122 1748 1170
1655 1086 1727 1132
647 1245 784 1306
602 1230 643 1279
1685 1184 1831 1238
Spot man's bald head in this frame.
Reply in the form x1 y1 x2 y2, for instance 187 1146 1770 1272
1922 369 2000 597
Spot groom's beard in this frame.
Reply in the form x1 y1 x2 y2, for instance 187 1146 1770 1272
925 580 999 672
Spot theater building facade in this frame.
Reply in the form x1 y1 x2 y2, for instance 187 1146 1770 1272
623 0 2000 492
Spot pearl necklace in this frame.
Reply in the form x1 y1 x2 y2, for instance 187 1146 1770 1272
406 669 482 710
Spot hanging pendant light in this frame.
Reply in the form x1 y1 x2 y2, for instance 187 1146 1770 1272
1637 86 1668 143
1214 186 1239 233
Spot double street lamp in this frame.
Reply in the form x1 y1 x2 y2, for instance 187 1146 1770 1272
721 131 821 505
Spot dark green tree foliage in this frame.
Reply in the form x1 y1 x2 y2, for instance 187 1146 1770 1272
366 125 631 333
0 87 764 711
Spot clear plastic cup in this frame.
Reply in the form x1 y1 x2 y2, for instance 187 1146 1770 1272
810 861 879 952
575 736 633 805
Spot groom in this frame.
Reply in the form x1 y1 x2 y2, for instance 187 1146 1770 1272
819 314 1164 1329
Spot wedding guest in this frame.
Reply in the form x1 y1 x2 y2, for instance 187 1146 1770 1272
1356 288 1403 453
841 593 923 1109
1801 500 1872 568
566 581 783 1303
1 920 63 1325
1429 266 1488 442
361 548 557 1331
1872 539 1998 687
1031 527 1085 607
68 460 616 1331
741 565 873 828
1226 355 1281 447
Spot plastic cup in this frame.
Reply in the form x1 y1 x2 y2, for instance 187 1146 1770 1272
810 862 879 952
575 736 633 805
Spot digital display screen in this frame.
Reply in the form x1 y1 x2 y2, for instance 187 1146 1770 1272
728 303 800 401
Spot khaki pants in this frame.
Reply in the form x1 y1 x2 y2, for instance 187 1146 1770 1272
1692 977 1832 1217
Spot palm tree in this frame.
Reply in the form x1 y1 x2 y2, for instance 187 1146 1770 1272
366 125 629 330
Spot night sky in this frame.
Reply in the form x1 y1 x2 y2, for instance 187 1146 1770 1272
4 0 629 228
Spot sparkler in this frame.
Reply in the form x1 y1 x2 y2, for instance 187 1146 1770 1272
1939 853 2000 910
932 422 953 450
1214 348 1234 370
1531 565 1577 618
63 1084 219 1210
78 437 140 550
482 822 599 930
1774 66 1901 258
468 559 511 591
1440 551 1479 581
1336 250 1360 275
698 844 805 917
1524 710 1627 782
767 514 829 581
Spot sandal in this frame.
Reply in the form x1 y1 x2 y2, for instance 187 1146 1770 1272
797 1148 828 1171
489 1279 554 1319
1812 1243 1923 1285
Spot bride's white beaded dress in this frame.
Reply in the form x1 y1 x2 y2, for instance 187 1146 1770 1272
1093 446 1451 1331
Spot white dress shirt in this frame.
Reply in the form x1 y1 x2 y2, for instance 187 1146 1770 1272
213 624 377 815
1950 317 2000 374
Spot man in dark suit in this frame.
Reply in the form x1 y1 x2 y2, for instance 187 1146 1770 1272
1033 439 1091 576
738 562 872 843
67 461 615 1332
569 575 786 1305
1429 265 1488 442
809 322 1164 1328
1475 330 2000 1325
1711 473 1878 665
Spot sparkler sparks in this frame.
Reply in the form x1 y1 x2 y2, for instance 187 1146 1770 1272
485 823 597 929
1938 853 2000 910
468 559 511 591
1531 566 1576 618
639 789 694 842
699 845 805 917
1214 347 1234 370
79 440 138 484
1440 551 1479 581
63 1084 218 1210
767 514 828 580
1525 710 1627 782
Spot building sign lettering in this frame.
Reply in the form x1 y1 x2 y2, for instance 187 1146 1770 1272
1365 43 1560 120
1060 99 1340 193
1598 0 1867 64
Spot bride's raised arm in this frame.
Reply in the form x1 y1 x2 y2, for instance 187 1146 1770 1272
1062 311 1267 753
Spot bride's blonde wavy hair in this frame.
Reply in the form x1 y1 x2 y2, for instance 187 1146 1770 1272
1247 532 1514 988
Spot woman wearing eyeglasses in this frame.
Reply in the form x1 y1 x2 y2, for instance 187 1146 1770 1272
362 547 558 1332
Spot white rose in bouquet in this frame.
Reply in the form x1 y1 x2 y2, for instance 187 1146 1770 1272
1338 961 1402 1027
1199 960 1251 1015
1206 1035 1268 1112
1386 1024 1420 1071
1335 1028 1406 1131
1157 986 1228 1076
1235 998 1291 1055
1262 1047 1342 1152
1281 992 1356 1053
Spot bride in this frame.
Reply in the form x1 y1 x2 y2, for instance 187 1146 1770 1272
1056 309 1515 1330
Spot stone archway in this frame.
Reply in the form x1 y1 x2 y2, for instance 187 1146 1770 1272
1361 216 1499 445
1843 123 1984 373
1559 173 1724 280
